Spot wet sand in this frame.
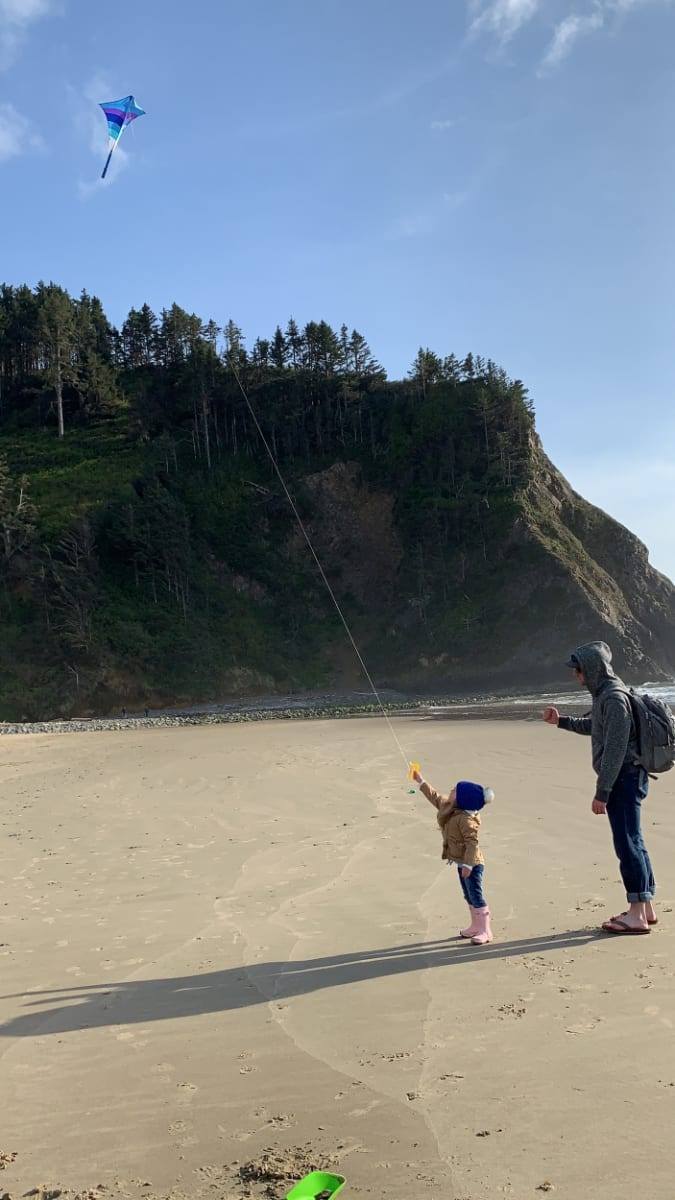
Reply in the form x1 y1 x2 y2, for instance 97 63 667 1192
0 717 673 1200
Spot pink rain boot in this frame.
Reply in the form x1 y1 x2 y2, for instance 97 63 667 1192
459 907 480 939
471 908 493 946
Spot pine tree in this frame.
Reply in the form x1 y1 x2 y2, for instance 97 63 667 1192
0 456 36 560
222 319 247 373
285 317 302 368
271 326 288 370
37 282 77 438
347 329 383 377
409 348 443 396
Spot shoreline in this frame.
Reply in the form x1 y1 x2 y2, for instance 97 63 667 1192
4 674 672 737
4 672 673 737
0 692 586 736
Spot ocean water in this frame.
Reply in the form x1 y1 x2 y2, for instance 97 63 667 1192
513 681 675 707
425 680 675 721
115 682 675 722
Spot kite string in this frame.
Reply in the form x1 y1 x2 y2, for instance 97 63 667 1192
229 364 411 775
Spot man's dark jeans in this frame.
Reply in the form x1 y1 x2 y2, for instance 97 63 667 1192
606 766 655 903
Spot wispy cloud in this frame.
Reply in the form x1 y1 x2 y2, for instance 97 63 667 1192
609 0 673 10
469 0 675 70
389 191 469 239
469 0 541 42
540 0 674 70
388 145 509 240
0 101 42 163
540 11 604 69
430 118 458 131
237 55 461 144
0 0 54 68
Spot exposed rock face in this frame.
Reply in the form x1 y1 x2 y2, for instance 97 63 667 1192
514 437 675 683
299 445 675 693
300 462 403 607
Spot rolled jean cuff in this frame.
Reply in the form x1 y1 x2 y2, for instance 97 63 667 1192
627 890 654 903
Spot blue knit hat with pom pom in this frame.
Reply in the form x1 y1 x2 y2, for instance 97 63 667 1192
455 781 494 811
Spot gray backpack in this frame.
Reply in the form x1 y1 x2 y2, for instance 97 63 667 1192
624 689 675 777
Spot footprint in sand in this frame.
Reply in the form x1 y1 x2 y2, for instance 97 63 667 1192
645 1005 674 1029
349 1100 382 1117
265 1113 297 1128
226 1128 255 1142
150 1063 175 1082
177 1081 198 1106
575 898 605 912
169 1118 198 1148
496 1004 527 1019
566 1019 603 1035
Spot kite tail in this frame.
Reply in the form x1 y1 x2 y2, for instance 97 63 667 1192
101 146 114 179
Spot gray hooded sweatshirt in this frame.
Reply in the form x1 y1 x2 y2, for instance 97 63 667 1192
558 640 639 803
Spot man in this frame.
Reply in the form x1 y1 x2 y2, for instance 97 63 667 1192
543 640 656 934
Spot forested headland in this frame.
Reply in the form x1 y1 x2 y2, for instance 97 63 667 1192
1 282 673 720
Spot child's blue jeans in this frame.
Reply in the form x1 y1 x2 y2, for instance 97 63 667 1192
456 863 487 908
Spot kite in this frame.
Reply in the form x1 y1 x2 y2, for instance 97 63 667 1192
99 95 145 179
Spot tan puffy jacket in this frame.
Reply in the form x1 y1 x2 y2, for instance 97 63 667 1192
420 781 484 867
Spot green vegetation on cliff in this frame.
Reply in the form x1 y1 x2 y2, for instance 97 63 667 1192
1 282 672 719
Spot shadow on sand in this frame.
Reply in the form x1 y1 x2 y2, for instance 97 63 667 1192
0 928 603 1038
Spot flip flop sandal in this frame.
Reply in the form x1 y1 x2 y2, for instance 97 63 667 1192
610 912 657 925
602 918 650 935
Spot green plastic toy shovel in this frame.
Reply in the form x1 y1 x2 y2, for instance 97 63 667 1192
285 1170 346 1199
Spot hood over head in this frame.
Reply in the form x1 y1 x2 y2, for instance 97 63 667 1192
565 640 620 696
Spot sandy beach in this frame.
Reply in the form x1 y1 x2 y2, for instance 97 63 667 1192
1 715 673 1200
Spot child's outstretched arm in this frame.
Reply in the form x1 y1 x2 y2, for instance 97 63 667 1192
412 770 447 811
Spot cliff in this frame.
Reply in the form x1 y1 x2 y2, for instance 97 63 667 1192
294 442 675 695
0 288 673 718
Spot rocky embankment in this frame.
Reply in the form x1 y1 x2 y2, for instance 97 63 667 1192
0 700 426 736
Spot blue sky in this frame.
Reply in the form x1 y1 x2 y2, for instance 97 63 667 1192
1 0 674 581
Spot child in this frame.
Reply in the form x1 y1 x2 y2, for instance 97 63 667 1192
413 769 494 945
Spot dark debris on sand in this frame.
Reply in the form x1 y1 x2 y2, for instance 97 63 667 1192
0 1142 341 1200
236 1145 340 1198
1 1188 107 1200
